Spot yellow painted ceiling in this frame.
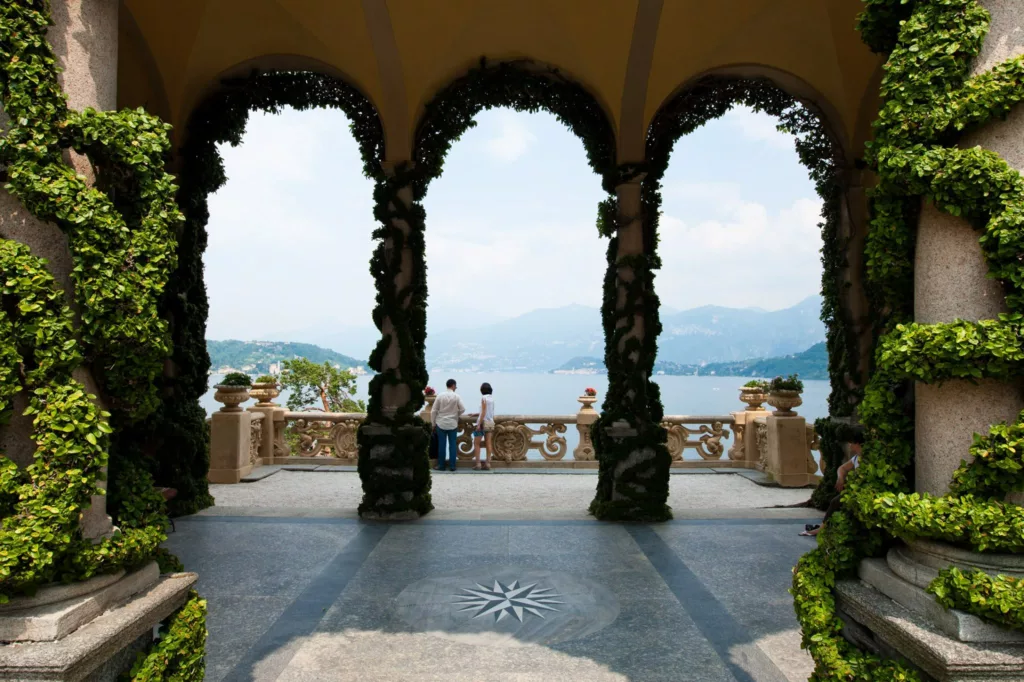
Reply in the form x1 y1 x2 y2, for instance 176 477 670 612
119 0 882 162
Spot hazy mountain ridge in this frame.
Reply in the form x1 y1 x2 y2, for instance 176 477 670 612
428 296 824 372
552 342 828 380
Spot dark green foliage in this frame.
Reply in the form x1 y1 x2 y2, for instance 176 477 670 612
769 374 804 392
123 592 207 681
0 1 172 603
219 372 252 387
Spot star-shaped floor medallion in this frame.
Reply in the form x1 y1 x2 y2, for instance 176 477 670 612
453 579 564 623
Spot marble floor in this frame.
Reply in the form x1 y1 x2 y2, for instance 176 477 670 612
166 492 823 682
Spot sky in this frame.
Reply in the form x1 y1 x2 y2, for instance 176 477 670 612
203 104 822 354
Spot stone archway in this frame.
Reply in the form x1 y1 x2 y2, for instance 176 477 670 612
141 67 386 515
642 71 870 505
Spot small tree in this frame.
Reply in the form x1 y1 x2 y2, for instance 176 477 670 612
279 358 365 412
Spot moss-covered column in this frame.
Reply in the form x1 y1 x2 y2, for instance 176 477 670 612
590 170 671 521
358 162 432 519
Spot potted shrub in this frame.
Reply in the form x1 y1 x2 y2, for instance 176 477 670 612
739 379 769 410
213 372 252 412
251 374 281 406
767 374 804 417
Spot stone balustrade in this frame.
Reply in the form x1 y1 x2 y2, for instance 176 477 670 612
207 388 822 485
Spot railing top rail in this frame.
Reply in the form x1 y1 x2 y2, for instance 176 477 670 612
662 415 736 424
283 411 366 420
458 414 578 422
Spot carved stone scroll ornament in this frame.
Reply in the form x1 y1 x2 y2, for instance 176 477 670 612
805 424 821 475
249 417 263 465
755 422 769 472
660 420 729 460
329 419 360 459
728 423 745 460
492 421 530 461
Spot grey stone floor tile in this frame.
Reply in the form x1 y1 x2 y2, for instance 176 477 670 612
202 595 292 682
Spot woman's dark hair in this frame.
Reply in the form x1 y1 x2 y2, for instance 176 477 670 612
480 382 493 395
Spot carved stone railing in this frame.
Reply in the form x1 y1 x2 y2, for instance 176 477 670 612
660 416 734 460
213 389 823 487
455 415 574 461
282 411 362 458
249 412 264 465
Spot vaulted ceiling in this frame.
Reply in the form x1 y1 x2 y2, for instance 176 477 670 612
118 0 884 163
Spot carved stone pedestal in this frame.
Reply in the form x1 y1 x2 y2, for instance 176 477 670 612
0 566 196 681
836 540 1024 681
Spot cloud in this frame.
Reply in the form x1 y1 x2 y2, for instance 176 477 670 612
723 105 794 151
481 111 537 162
656 186 823 310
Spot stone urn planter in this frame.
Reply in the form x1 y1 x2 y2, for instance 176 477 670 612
250 381 280 406
420 392 436 421
213 385 251 412
767 389 802 417
739 386 768 411
578 393 598 413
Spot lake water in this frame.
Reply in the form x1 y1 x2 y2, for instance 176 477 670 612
203 373 829 460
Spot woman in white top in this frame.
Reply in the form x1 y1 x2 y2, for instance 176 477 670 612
471 383 495 471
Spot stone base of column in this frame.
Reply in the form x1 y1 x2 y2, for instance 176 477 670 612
836 578 1024 681
0 568 196 681
356 421 433 520
834 539 1024 680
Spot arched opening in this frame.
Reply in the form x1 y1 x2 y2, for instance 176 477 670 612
131 70 385 515
354 59 621 518
643 73 868 508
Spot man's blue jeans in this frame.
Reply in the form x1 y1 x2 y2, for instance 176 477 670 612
437 428 458 470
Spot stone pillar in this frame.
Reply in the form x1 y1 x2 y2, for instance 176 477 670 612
249 404 285 464
358 162 431 519
913 0 1024 501
835 6 1024 677
591 173 671 520
208 409 256 484
574 393 599 461
0 0 119 541
765 414 812 487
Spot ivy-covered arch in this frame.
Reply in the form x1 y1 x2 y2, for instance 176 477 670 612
355 58 628 518
643 72 865 508
134 68 385 516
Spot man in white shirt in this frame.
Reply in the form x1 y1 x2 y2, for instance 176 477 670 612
431 378 465 471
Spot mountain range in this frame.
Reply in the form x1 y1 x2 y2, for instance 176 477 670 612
425 295 825 372
555 341 828 379
207 340 369 375
238 295 825 374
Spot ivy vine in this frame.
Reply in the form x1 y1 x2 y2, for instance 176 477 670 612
0 0 174 603
792 1 1024 678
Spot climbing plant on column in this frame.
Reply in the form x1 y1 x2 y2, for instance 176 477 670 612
792 2 1024 679
0 2 207 677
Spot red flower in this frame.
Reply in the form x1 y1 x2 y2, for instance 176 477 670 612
584 387 597 396
424 386 436 396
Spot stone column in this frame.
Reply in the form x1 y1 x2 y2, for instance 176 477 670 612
0 0 119 540
914 0 1024 501
358 162 431 519
765 414 812 487
208 408 256 484
591 173 671 519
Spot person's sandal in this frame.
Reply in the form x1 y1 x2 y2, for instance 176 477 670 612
472 461 482 471
482 461 490 471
